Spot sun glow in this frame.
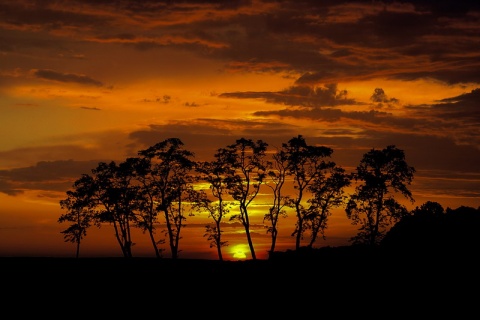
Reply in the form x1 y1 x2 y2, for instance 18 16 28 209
230 244 248 260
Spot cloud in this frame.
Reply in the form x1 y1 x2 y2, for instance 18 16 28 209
0 179 23 196
370 88 399 108
3 1 479 86
32 69 104 86
0 160 103 195
432 88 480 120
0 142 128 169
0 1 112 31
407 88 480 147
220 84 358 107
220 84 479 153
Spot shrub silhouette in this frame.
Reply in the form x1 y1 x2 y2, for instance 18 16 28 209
381 202 480 254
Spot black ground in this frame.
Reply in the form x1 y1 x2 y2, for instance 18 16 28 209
2 246 478 316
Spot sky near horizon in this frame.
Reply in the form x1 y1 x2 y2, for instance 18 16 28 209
1 0 479 260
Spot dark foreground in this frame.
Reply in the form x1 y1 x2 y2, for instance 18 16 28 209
2 245 478 315
0 248 480 319
3 245 478 282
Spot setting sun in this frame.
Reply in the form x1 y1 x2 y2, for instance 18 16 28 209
231 245 249 260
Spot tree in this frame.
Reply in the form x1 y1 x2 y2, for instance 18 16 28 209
282 135 335 250
445 205 480 251
263 147 290 255
92 160 140 258
59 159 144 258
220 138 268 260
382 203 480 255
346 145 415 246
195 155 234 261
138 138 196 259
58 174 98 258
306 166 351 247
128 156 165 258
381 201 445 251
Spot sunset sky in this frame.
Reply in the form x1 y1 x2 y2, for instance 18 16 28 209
1 0 479 260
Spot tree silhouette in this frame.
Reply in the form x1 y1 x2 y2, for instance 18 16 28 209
381 202 480 256
220 138 268 260
138 138 196 259
445 205 480 251
282 135 335 250
59 137 463 261
381 201 445 251
346 145 415 246
195 154 234 261
92 160 140 258
263 147 291 255
58 174 98 258
128 156 165 258
306 166 351 247
59 160 144 258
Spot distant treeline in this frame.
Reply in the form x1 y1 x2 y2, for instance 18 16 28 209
58 136 479 260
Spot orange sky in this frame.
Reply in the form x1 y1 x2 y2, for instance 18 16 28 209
1 0 479 260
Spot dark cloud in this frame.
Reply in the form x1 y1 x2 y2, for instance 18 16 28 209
355 130 480 181
0 1 111 30
218 82 477 148
220 84 358 107
3 1 479 85
370 88 399 108
410 0 480 16
433 88 480 119
0 160 103 195
33 69 104 86
254 106 346 121
405 88 480 146
209 0 480 85
0 179 23 196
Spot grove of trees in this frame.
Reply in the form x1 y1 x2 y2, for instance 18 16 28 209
58 135 430 260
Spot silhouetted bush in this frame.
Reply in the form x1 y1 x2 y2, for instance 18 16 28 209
381 203 480 256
